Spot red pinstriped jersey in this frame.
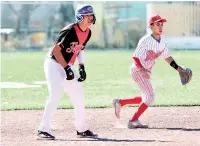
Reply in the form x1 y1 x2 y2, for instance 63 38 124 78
133 34 170 70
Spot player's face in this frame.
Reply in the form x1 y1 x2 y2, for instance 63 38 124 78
151 22 163 35
82 15 94 27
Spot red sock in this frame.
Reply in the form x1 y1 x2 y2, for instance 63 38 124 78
131 103 148 121
119 96 142 106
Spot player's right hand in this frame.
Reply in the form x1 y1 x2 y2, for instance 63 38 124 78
64 66 74 80
139 68 151 79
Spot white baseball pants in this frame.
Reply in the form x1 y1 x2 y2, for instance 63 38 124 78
39 58 88 133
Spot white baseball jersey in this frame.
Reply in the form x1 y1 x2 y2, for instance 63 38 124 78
133 34 170 71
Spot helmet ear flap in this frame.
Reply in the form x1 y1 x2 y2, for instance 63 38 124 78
76 14 83 23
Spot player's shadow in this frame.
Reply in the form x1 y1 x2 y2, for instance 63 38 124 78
56 137 173 143
148 127 200 131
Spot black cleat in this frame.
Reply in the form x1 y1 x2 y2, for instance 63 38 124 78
36 131 55 140
77 130 98 138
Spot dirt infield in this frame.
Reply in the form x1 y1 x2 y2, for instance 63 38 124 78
1 106 200 146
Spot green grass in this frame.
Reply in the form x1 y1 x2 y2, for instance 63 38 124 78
1 50 200 110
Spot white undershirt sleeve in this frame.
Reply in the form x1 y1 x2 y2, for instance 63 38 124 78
77 50 84 65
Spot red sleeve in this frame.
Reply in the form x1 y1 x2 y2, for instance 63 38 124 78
132 57 143 68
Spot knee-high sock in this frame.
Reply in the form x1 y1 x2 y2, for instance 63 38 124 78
119 96 142 106
130 103 148 121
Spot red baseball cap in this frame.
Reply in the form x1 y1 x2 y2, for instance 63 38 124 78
149 15 167 25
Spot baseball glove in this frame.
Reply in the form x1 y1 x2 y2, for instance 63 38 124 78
179 67 192 85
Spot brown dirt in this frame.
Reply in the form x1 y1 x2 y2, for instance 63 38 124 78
1 106 200 146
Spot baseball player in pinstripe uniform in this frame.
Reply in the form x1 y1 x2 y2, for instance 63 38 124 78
113 15 185 128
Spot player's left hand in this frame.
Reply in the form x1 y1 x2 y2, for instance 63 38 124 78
78 64 86 82
177 66 192 85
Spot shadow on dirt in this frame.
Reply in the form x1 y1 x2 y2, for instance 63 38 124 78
55 137 173 143
148 127 200 131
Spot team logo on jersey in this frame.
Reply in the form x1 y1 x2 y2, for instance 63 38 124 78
66 42 84 54
145 50 164 61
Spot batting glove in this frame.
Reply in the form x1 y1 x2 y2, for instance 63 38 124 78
78 65 86 82
64 66 74 80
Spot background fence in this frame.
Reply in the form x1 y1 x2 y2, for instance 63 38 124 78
1 1 200 50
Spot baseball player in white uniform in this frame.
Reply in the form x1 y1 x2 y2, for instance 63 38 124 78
113 15 185 128
37 4 98 140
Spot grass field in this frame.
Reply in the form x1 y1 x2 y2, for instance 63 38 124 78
1 50 200 110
